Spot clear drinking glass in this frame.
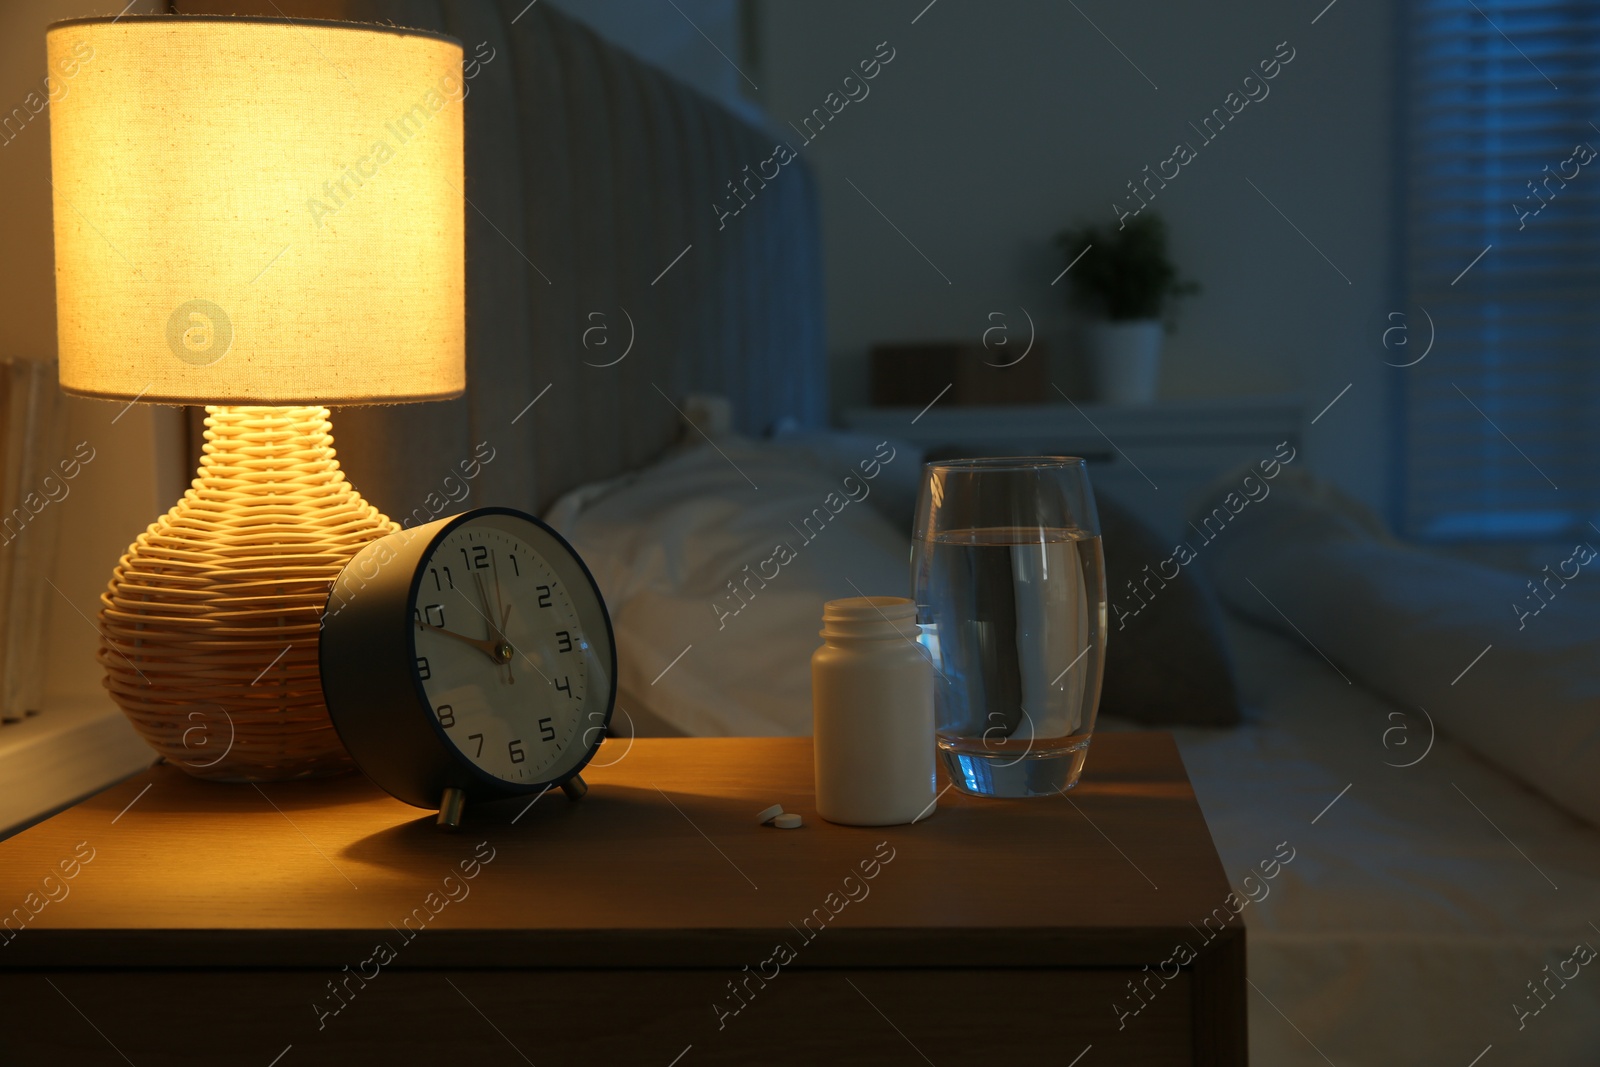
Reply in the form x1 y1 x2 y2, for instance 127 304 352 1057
912 457 1108 798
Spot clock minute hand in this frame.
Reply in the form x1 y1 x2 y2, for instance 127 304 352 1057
473 571 509 644
471 570 514 685
490 550 512 630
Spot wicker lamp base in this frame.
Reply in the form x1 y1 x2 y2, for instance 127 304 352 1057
100 405 397 782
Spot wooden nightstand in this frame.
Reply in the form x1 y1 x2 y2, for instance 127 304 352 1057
0 735 1244 1065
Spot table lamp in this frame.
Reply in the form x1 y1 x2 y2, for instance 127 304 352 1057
46 15 466 781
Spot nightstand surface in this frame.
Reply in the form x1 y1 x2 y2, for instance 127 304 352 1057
0 734 1246 1065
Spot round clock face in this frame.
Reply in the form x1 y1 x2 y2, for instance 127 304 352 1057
321 507 616 811
407 512 613 789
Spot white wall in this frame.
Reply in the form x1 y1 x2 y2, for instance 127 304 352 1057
753 0 1398 510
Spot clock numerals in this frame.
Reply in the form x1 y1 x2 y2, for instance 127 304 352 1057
323 510 615 805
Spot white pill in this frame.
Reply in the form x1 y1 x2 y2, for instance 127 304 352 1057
756 804 784 825
773 813 803 829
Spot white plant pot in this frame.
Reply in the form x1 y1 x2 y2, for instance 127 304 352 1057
1084 319 1164 405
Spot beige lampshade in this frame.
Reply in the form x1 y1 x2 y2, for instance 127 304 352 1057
46 16 466 404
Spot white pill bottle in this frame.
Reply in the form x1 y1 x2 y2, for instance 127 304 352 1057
811 596 936 826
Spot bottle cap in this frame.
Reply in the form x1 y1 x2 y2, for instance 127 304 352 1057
820 596 919 640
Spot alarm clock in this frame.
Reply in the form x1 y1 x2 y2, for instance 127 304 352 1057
319 507 616 828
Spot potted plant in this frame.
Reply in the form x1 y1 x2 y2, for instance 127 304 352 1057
1055 213 1198 405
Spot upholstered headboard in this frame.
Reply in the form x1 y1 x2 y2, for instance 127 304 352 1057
173 0 827 517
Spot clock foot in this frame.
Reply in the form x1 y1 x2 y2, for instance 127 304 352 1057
560 775 588 801
436 787 466 831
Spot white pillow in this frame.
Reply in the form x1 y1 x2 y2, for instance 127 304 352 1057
767 427 925 531
1197 467 1600 827
544 434 913 736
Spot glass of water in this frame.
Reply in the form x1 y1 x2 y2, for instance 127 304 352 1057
912 457 1107 798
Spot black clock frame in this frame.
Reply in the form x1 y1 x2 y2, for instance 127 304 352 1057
319 507 617 810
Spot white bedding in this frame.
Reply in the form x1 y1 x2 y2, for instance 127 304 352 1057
545 434 911 737
1155 617 1600 1066
1194 467 1600 829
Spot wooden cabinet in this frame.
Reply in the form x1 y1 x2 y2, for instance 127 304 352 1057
0 735 1244 1065
844 397 1303 542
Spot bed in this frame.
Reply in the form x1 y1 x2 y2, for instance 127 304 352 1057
1169 618 1600 1065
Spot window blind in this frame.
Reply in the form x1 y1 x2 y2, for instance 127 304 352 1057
1404 0 1600 539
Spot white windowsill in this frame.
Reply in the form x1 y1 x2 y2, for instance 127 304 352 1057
0 695 155 839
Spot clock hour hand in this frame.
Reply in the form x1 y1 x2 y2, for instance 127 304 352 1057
415 621 513 666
